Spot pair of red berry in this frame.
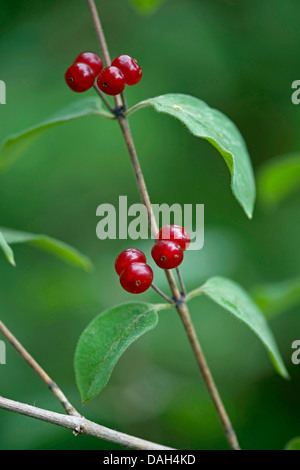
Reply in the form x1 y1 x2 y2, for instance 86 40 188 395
152 225 190 269
115 225 190 294
115 248 153 294
65 52 142 96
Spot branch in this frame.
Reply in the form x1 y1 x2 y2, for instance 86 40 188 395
0 396 173 450
0 320 172 449
86 0 111 67
0 320 80 417
86 0 241 450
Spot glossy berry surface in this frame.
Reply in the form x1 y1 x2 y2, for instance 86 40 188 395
65 62 95 92
97 66 125 95
115 248 146 276
111 55 142 86
120 262 153 294
151 240 183 269
75 52 103 76
158 225 191 251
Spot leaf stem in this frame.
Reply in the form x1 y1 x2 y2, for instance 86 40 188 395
185 286 203 302
87 0 241 451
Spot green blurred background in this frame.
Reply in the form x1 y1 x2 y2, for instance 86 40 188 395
0 0 299 450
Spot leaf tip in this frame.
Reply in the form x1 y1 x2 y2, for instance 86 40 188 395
82 260 93 272
282 370 291 381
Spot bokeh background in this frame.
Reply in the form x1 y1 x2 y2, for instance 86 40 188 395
0 0 300 450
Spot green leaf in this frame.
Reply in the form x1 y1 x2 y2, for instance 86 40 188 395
285 437 300 450
127 94 256 218
74 302 160 402
129 0 164 13
0 227 91 270
186 276 288 378
0 230 15 266
252 277 300 319
0 97 112 172
257 153 300 209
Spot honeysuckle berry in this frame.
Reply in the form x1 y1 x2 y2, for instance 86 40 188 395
75 51 103 76
111 55 142 86
65 62 95 92
158 225 191 251
120 262 153 294
97 66 125 95
151 240 183 269
115 248 146 276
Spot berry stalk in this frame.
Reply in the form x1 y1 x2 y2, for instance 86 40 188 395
86 0 240 451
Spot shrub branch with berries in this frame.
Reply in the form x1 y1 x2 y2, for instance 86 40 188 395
0 0 288 452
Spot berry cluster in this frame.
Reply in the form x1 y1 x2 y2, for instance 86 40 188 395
65 52 142 96
115 225 190 294
115 248 153 294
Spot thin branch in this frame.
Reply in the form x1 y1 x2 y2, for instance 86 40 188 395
0 396 173 450
0 320 80 417
86 0 123 113
118 117 159 237
151 284 174 304
176 267 187 297
87 0 241 450
86 0 111 67
174 303 240 450
117 116 241 450
117 117 241 451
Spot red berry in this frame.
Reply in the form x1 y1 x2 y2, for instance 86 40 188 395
97 66 125 95
115 248 146 276
111 55 142 86
75 52 103 76
120 262 153 294
158 225 191 251
151 240 183 269
65 62 95 92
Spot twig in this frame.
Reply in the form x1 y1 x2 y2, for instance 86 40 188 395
87 0 241 450
176 267 187 297
0 321 172 449
0 396 173 450
86 0 111 67
118 117 159 237
173 303 240 450
0 320 80 417
151 284 174 304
